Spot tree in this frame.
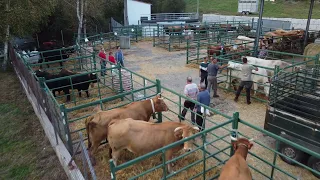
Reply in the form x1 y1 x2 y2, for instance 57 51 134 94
0 0 57 70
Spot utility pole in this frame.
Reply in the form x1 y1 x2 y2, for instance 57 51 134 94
253 0 264 57
124 0 129 26
303 0 315 51
196 0 199 19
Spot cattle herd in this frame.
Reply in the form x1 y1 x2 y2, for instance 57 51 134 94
35 69 98 102
84 93 255 178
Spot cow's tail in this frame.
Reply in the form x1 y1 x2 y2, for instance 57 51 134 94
85 115 96 149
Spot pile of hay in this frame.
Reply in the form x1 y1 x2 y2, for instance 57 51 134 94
185 63 200 69
87 144 220 179
303 43 320 65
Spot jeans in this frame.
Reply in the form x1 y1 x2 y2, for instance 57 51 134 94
193 112 204 131
101 61 107 76
200 73 208 88
235 81 253 103
207 76 218 95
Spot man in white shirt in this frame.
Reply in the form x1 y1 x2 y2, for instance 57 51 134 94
179 76 199 122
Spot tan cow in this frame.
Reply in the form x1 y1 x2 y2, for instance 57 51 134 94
218 138 254 180
107 119 200 173
85 94 168 164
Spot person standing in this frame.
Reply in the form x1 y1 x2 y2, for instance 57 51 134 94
199 57 209 88
108 51 116 64
98 47 107 76
207 58 229 97
195 83 210 131
179 76 199 122
234 57 258 105
115 46 124 67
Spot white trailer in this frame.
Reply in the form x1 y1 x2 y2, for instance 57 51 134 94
238 0 259 15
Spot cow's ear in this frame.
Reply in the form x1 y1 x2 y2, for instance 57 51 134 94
174 127 183 138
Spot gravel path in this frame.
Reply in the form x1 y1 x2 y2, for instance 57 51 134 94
117 41 318 180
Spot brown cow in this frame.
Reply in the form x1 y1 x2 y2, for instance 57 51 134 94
207 45 229 58
85 94 169 164
218 138 254 180
108 119 200 173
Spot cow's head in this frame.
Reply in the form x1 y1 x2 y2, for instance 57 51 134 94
153 93 168 112
89 73 99 88
35 69 50 78
232 138 254 151
174 126 200 152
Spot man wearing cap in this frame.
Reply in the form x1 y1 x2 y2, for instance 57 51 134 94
207 58 229 97
179 76 199 122
195 83 210 131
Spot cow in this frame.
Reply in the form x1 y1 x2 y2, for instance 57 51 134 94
218 138 253 180
35 69 98 102
207 45 228 58
243 56 303 76
226 61 270 97
108 119 200 173
85 94 169 165
38 44 71 68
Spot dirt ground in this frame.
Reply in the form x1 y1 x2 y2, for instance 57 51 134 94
120 41 317 180
0 67 67 180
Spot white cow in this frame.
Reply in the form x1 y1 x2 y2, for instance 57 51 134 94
235 36 255 48
226 61 270 97
243 56 302 76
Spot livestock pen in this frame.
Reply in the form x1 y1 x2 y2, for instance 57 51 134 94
11 32 320 179
153 21 253 52
215 50 319 103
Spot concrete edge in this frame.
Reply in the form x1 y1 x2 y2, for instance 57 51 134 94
12 65 85 180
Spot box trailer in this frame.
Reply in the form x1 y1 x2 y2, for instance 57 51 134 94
238 0 259 15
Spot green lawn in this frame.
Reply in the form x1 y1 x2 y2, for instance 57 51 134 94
0 68 67 180
185 0 320 19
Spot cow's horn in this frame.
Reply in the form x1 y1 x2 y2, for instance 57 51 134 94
249 138 254 142
174 127 183 132
92 73 96 75
193 127 200 131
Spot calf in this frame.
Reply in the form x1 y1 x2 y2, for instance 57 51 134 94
108 119 199 173
85 94 169 165
226 61 270 97
207 45 227 58
218 138 253 180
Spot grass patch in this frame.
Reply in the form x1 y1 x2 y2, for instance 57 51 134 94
0 67 67 180
185 0 320 19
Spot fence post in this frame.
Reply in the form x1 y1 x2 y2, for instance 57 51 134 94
100 32 103 44
118 65 124 101
197 41 200 61
186 39 189 64
38 77 46 89
109 160 116 180
156 79 162 123
60 104 73 155
230 112 239 156
153 29 156 47
93 49 97 71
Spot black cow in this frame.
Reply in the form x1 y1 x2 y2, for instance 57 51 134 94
35 69 99 102
38 44 70 68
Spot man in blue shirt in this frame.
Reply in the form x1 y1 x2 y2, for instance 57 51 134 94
115 46 124 67
195 83 210 131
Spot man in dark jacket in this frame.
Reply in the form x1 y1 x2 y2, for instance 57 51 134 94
194 83 210 131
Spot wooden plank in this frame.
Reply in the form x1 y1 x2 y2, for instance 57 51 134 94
13 65 85 180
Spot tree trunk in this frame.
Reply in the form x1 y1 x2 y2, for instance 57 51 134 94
83 0 88 40
76 0 84 43
2 0 10 71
